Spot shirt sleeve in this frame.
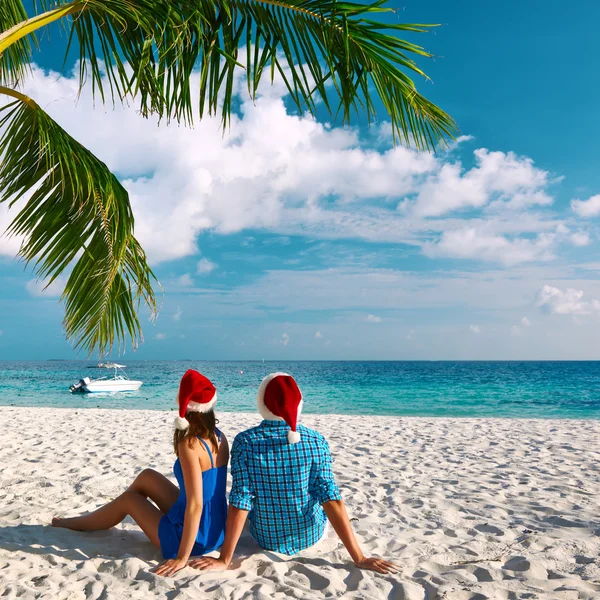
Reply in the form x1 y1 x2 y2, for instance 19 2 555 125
309 437 343 504
228 435 254 511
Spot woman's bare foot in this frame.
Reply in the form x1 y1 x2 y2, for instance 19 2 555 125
51 517 80 529
52 517 66 527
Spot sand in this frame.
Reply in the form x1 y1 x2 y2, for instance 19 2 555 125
0 407 599 599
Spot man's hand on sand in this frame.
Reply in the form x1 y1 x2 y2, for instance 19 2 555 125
188 556 229 571
355 557 400 574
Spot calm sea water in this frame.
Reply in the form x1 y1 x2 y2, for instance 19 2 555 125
1 361 599 419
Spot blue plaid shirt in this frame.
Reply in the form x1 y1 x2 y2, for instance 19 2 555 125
229 421 342 555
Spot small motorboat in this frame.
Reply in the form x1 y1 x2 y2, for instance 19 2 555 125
70 363 143 393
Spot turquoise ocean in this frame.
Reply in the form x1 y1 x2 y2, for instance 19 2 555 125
1 361 600 419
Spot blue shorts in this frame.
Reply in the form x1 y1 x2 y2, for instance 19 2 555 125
158 515 215 560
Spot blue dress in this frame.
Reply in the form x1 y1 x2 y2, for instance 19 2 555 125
158 432 228 559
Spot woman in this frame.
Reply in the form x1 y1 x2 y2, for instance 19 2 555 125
52 369 229 577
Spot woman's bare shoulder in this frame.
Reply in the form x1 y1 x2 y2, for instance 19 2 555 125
177 435 201 455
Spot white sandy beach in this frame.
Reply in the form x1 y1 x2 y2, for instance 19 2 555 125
1 407 600 599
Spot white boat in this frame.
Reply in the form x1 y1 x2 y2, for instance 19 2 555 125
70 364 143 394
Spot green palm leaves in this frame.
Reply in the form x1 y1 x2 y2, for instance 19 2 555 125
0 0 456 355
0 1 34 86
0 92 156 353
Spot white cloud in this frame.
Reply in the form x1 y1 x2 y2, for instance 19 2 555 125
447 135 475 150
571 231 591 247
406 329 415 341
281 332 290 346
412 148 552 218
469 324 481 334
536 285 600 315
199 265 550 316
0 205 24 257
314 331 322 339
366 314 382 323
12 64 580 269
511 317 531 336
424 227 555 265
25 277 66 298
197 258 217 275
571 194 600 218
155 332 167 340
173 306 182 321
177 274 194 287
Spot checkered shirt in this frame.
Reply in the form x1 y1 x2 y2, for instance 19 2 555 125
229 420 342 555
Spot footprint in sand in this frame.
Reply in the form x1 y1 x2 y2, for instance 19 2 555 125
403 498 424 509
474 523 504 536
287 565 330 591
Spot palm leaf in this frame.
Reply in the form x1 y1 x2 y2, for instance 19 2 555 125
0 0 456 355
6 0 457 149
0 90 158 355
0 0 32 86
157 0 459 149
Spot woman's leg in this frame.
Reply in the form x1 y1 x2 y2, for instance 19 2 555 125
52 468 178 528
127 468 179 513
52 491 163 548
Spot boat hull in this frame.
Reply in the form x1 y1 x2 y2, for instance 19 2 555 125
82 381 143 393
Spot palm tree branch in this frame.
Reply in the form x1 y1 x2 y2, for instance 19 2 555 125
0 2 79 55
2 0 456 149
0 85 37 107
0 0 457 356
187 0 458 149
0 0 36 86
0 87 158 354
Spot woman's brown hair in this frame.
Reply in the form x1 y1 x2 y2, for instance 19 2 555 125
173 411 219 456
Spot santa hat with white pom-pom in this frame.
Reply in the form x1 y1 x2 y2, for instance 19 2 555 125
257 373 303 444
174 369 217 430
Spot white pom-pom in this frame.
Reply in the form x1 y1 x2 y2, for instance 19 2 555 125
288 430 300 444
175 416 189 430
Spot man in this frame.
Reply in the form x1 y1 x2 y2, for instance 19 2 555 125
190 372 398 575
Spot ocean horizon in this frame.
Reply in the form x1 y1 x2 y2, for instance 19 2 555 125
2 360 600 419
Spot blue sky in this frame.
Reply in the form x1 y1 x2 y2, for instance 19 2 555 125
2 0 600 360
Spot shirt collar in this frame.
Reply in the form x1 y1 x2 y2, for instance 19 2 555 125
259 419 288 428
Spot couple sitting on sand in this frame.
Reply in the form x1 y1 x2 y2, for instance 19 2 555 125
53 370 397 577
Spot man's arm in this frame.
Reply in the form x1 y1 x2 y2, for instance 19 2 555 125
189 506 249 570
311 437 399 575
322 499 399 575
190 435 253 571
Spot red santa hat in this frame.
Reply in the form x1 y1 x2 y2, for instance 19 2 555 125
175 370 217 430
257 372 303 444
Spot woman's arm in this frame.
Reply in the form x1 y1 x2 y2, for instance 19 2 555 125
176 439 204 559
323 499 399 575
189 505 248 570
154 440 203 577
189 434 251 572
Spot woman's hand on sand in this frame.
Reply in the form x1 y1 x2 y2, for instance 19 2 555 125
153 558 188 577
188 556 229 571
355 556 400 575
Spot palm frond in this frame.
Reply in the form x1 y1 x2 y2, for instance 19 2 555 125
0 0 456 356
160 0 459 149
7 0 456 149
0 89 158 355
0 0 32 86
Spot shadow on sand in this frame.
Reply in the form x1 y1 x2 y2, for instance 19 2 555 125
0 522 265 569
0 522 161 563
